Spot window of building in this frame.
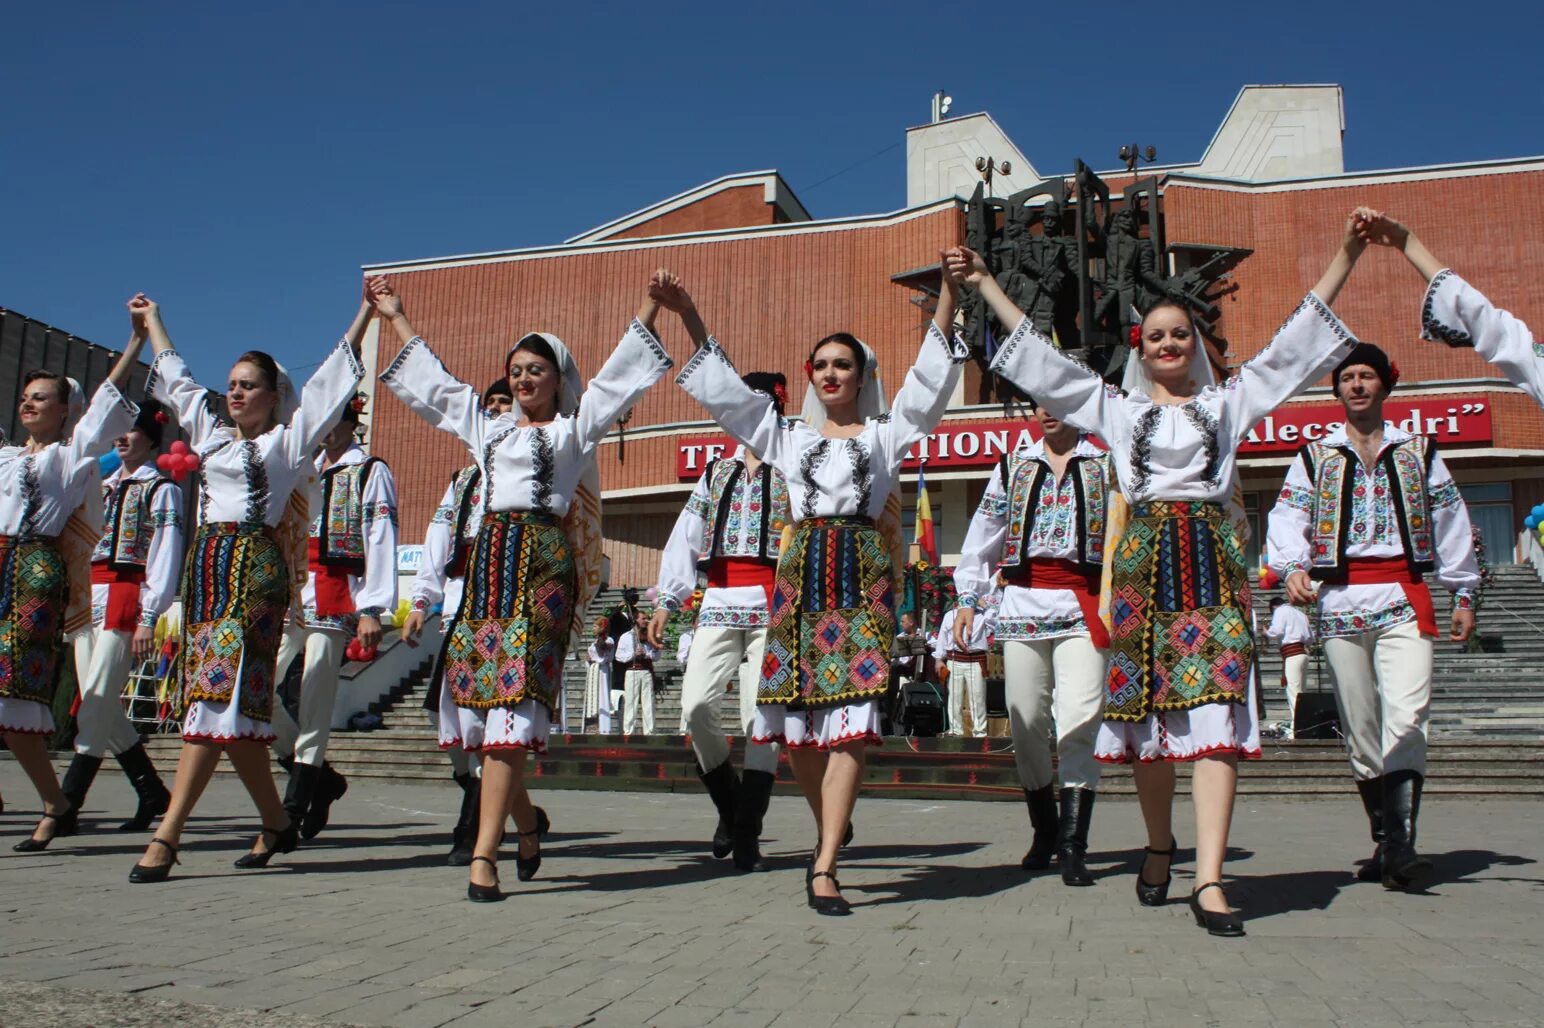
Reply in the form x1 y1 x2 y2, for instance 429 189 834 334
1459 482 1514 565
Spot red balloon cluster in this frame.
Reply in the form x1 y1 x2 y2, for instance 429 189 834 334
345 640 379 662
155 440 201 481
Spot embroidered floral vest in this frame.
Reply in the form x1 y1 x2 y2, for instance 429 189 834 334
97 474 177 571
998 451 1113 571
698 457 789 569
445 465 482 579
312 457 384 573
1300 436 1436 580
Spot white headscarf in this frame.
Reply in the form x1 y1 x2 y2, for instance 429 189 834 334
271 361 299 425
801 336 889 430
63 377 87 433
507 333 582 417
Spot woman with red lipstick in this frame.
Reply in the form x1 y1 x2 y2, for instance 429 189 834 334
951 208 1377 936
126 291 369 882
2 331 146 851
665 262 968 916
370 272 677 903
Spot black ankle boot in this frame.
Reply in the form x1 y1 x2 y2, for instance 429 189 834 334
1355 776 1385 882
283 762 320 834
732 769 776 872
1057 787 1096 886
60 753 103 811
302 762 348 840
1382 770 1431 890
115 743 170 832
1020 785 1057 870
698 762 739 860
448 772 480 867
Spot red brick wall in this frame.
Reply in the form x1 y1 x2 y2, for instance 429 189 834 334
609 186 777 239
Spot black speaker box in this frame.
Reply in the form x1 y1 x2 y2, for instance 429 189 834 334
1293 692 1341 740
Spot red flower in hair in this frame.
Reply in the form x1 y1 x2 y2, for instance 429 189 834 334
772 382 788 406
803 360 814 380
153 411 169 425
349 394 367 413
1129 325 1142 349
1389 361 1401 386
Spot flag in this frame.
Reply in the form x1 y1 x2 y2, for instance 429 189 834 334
914 463 938 564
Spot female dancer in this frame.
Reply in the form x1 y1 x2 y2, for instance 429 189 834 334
3 333 147 850
662 263 967 915
951 208 1375 935
370 272 677 902
128 291 369 881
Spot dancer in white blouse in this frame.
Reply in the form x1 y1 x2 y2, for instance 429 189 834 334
951 208 1374 935
664 265 968 915
371 272 676 902
127 292 368 882
4 332 146 851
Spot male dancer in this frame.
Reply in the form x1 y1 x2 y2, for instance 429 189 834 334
615 590 659 735
954 403 1114 885
1265 596 1313 735
1268 342 1479 888
648 372 790 870
933 604 992 737
59 403 180 830
272 396 399 838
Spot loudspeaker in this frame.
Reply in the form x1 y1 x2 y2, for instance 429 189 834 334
985 677 1007 717
1293 692 1341 740
894 681 945 737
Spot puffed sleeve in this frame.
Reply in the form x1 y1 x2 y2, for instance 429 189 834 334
411 478 458 613
990 316 1127 442
284 339 367 467
137 479 185 628
1266 451 1316 580
657 472 713 612
379 335 486 458
677 339 793 474
574 319 675 452
932 614 951 663
954 462 1010 610
1427 449 1482 606
65 381 139 473
1216 294 1356 443
874 323 970 472
355 461 400 619
146 348 221 447
1422 269 1544 408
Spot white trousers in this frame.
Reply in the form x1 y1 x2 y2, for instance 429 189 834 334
269 623 349 767
1321 619 1432 780
622 668 655 735
945 659 988 737
1003 635 1106 791
1282 652 1308 722
679 626 779 775
73 626 142 758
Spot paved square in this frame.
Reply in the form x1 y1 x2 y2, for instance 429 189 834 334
2 760 1541 1027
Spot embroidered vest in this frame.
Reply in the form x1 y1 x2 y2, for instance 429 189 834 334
697 457 789 570
313 457 384 573
997 450 1113 572
445 465 483 579
99 475 176 571
1300 436 1437 581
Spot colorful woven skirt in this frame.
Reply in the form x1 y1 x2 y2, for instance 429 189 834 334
0 535 68 728
759 516 894 711
443 511 575 715
1103 501 1253 723
179 522 290 728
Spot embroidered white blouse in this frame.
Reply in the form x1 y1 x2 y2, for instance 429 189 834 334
1266 423 1480 638
90 463 185 629
301 443 399 628
409 470 484 623
1421 269 1544 407
954 435 1105 642
655 446 788 631
587 637 615 666
614 630 658 665
1265 603 1313 647
933 606 994 660
988 296 1357 503
0 382 137 539
380 320 673 518
676 324 970 522
146 341 365 527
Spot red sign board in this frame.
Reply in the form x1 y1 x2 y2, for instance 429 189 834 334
674 397 1494 478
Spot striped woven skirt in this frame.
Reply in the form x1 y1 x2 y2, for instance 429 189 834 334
0 535 68 733
179 522 290 735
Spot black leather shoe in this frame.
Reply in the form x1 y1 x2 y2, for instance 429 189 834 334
233 822 299 869
806 870 852 916
1136 838 1177 907
60 753 103 812
698 762 739 859
515 829 542 882
534 805 551 840
468 855 504 902
1354 777 1386 882
301 763 348 840
1189 881 1245 937
1057 787 1096 887
13 802 79 852
1020 785 1057 871
116 743 171 832
129 838 179 884
1381 770 1432 889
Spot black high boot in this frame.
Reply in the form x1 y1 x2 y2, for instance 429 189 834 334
302 762 349 839
448 772 480 867
698 762 739 859
1382 769 1432 890
115 743 171 831
732 769 776 872
1355 777 1385 882
1020 785 1058 871
60 754 103 811
283 762 320 835
1057 787 1096 887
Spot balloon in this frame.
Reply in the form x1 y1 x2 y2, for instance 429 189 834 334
644 586 659 603
180 453 200 472
169 440 189 456
1528 515 1540 531
156 453 175 472
97 450 122 477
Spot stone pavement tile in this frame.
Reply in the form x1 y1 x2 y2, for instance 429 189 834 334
1196 996 1274 1022
413 968 503 991
584 999 674 1026
634 1003 734 1028
698 1008 779 1028
280 983 423 1019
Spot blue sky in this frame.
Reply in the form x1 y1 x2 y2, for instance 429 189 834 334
4 0 1538 384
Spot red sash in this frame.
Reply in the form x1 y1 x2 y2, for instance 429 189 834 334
707 557 777 608
1280 642 1307 658
90 563 145 633
947 650 988 666
1004 558 1109 649
307 537 355 618
1345 557 1439 638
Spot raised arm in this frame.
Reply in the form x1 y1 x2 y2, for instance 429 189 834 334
283 336 367 465
574 315 676 452
675 333 790 474
877 272 970 469
1361 214 1445 284
132 296 221 446
369 276 486 456
1309 207 1374 306
65 376 139 469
